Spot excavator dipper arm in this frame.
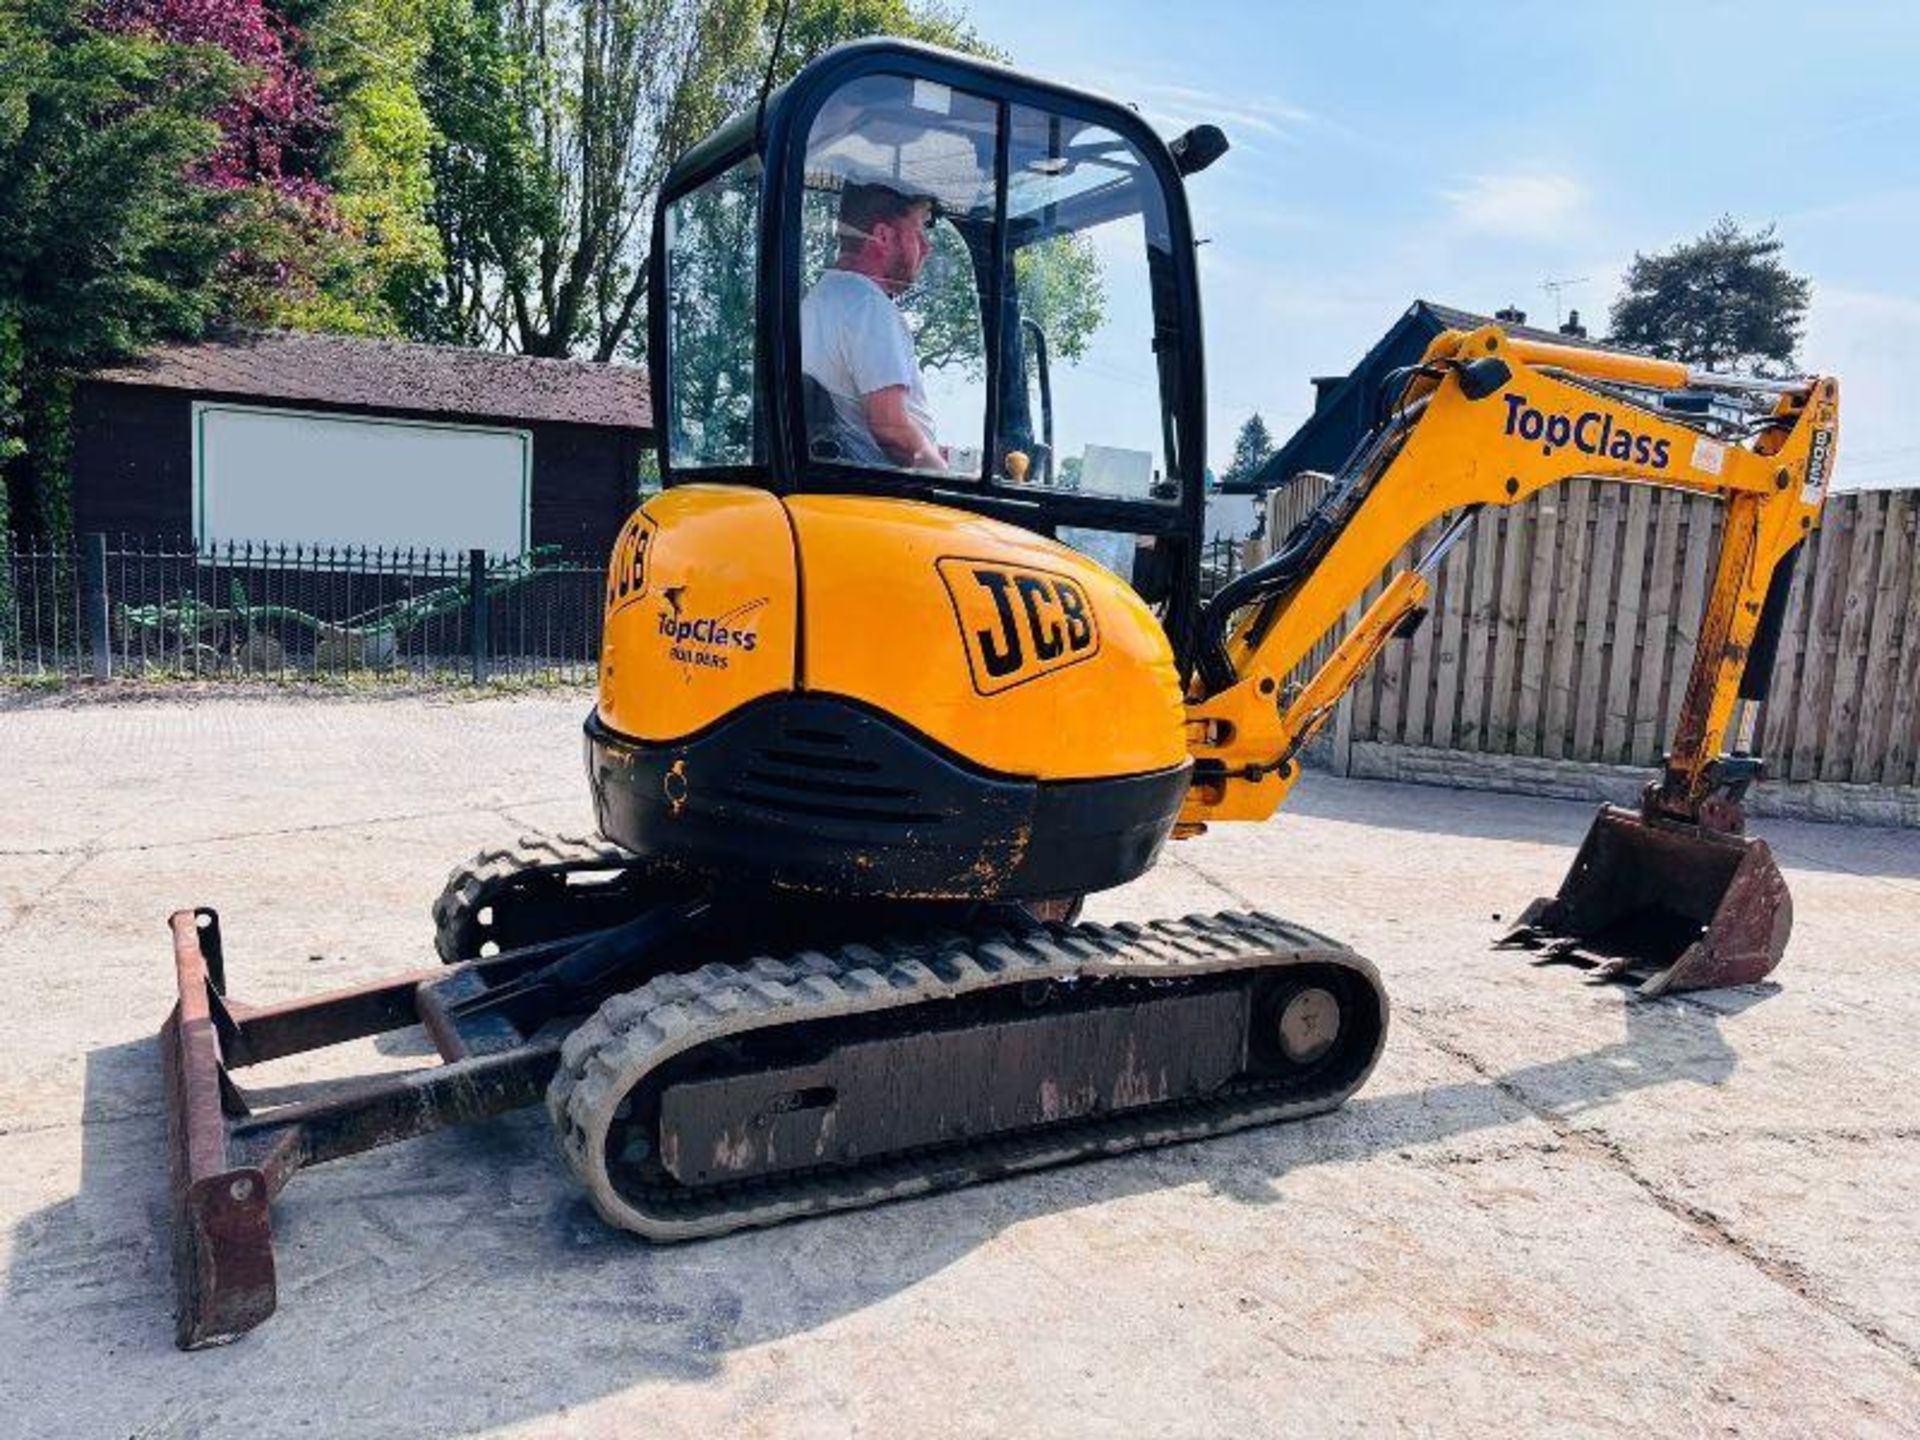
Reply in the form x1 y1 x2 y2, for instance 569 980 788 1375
1180 324 1839 993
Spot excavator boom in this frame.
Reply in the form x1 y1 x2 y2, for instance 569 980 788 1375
1182 323 1838 992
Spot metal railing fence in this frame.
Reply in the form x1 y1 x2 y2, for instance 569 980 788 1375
1 535 606 684
1198 535 1247 599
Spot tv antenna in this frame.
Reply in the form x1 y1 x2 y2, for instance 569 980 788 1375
1540 275 1589 327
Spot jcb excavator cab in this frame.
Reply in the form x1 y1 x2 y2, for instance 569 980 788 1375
648 38 1217 634
589 39 1230 901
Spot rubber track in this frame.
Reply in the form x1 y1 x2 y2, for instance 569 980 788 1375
431 832 633 963
551 910 1387 1241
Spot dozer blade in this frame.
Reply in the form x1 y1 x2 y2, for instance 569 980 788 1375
162 910 277 1349
160 909 569 1348
1499 804 1792 997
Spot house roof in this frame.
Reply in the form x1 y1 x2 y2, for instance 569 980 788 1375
88 330 653 431
1416 300 1610 352
1231 300 1615 495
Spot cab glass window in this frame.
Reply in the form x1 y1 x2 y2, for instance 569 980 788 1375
799 74 997 479
998 108 1176 510
666 156 761 468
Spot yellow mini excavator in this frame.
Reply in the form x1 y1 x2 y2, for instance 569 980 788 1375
159 39 1839 1347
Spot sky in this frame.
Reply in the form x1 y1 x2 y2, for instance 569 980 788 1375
956 0 1920 490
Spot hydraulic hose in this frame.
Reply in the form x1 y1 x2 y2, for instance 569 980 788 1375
1195 511 1336 694
1195 389 1434 696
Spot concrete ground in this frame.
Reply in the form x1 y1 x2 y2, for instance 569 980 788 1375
2 691 1917 1438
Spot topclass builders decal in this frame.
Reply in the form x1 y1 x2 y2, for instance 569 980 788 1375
605 513 766 674
657 594 767 671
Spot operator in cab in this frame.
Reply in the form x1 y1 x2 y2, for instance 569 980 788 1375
801 181 945 471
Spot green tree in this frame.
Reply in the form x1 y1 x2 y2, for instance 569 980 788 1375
404 0 556 344
1608 216 1811 375
658 160 761 463
902 231 1105 378
92 0 345 333
0 0 244 537
1011 236 1105 368
289 0 445 333
408 0 993 360
1222 412 1275 488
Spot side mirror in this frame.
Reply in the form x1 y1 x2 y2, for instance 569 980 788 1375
1169 125 1229 177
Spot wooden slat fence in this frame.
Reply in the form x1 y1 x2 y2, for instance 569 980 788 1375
1253 479 1920 789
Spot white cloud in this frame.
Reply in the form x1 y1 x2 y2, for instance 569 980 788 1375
1802 287 1920 490
1439 172 1591 242
1136 84 1313 140
1105 74 1316 148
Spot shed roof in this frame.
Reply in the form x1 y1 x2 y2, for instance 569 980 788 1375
88 330 652 431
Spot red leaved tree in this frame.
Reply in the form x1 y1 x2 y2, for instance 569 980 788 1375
94 0 339 316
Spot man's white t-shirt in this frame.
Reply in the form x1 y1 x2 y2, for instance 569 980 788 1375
800 268 937 465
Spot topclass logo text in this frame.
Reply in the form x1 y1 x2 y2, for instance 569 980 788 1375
1501 393 1672 469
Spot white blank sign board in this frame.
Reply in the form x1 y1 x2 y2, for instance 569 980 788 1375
194 404 531 554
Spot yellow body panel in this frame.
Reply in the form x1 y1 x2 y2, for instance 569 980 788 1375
598 489 1186 783
786 496 1186 781
597 485 798 742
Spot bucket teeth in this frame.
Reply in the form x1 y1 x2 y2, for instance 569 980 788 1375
1498 804 1793 996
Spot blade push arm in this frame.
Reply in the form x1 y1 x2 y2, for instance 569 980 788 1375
1182 324 1840 827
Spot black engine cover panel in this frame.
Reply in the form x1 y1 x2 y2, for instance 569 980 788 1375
585 696 1189 901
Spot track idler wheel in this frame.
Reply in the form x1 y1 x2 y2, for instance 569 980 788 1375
1499 803 1792 996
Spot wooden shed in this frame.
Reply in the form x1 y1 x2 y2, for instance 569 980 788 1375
73 330 653 556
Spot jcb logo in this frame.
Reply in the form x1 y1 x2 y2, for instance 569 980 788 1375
937 558 1101 696
605 515 657 617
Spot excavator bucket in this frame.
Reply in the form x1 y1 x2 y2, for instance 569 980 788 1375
1500 804 1792 997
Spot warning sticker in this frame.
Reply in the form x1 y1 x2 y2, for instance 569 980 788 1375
1691 436 1727 477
